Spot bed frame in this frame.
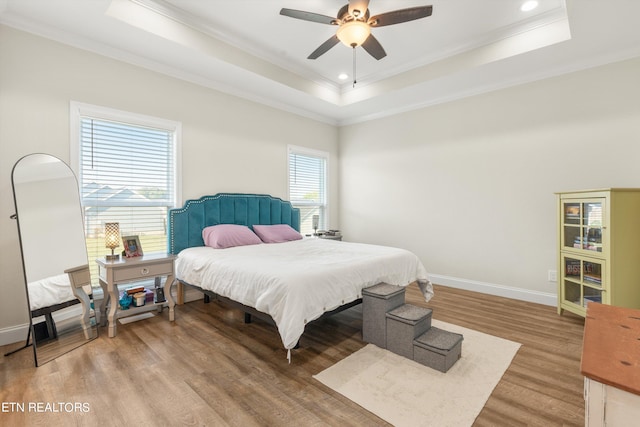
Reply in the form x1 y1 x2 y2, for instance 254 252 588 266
4 298 83 358
167 193 362 339
31 299 81 342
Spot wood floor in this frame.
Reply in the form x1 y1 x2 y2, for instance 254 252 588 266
0 284 585 426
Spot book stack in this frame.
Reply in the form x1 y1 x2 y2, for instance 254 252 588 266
573 236 583 249
583 274 602 286
565 259 580 277
125 286 145 296
584 295 602 306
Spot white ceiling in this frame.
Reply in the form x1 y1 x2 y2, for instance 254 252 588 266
2 0 640 125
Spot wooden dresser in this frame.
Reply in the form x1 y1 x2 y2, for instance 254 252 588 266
581 303 640 426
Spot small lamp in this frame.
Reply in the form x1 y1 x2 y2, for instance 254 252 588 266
105 222 120 261
312 215 319 236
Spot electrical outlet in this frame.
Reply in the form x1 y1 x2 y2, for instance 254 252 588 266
548 270 557 282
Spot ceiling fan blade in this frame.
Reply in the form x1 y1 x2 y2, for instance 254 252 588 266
348 0 370 18
368 5 433 27
279 8 338 25
308 35 340 60
361 34 387 60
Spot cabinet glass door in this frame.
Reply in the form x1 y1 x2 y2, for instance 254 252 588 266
582 260 602 287
563 256 581 306
561 255 604 310
582 260 603 306
582 202 603 252
562 200 603 253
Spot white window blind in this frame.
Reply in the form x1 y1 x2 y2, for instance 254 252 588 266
72 104 179 285
288 146 328 235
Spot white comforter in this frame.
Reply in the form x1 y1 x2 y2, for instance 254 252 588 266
175 238 432 351
27 273 77 311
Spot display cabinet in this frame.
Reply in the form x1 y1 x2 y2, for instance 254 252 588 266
557 189 640 317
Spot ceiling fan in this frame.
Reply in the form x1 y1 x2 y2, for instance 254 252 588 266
280 0 433 60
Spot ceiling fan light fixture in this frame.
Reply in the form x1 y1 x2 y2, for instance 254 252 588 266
281 2 432 60
336 20 371 47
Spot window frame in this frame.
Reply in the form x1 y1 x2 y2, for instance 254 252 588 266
69 101 182 285
70 102 182 204
287 144 329 234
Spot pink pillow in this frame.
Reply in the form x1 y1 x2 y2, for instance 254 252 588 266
202 224 262 249
253 224 302 243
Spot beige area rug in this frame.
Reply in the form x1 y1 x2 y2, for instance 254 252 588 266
313 320 521 427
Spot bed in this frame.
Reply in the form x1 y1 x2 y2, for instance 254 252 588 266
28 273 77 311
26 267 94 342
168 193 432 359
27 274 80 341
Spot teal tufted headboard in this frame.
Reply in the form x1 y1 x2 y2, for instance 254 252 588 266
167 193 300 254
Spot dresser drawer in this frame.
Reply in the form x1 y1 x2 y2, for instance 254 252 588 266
113 262 173 283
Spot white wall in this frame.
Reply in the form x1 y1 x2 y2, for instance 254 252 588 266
3 23 639 344
0 25 338 342
339 57 640 304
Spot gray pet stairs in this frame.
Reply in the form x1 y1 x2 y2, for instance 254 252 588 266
362 283 463 373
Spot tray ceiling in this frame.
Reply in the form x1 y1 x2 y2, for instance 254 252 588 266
2 0 640 125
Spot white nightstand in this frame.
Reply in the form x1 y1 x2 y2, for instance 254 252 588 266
306 231 343 241
64 264 95 340
319 234 342 241
96 253 176 337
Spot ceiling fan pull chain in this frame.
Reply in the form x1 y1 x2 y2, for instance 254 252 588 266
352 46 357 87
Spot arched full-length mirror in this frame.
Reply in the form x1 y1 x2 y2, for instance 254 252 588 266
11 153 97 366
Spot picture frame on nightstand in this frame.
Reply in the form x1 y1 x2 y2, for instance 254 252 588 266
122 235 143 257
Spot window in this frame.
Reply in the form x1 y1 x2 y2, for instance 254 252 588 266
288 145 328 235
71 102 180 284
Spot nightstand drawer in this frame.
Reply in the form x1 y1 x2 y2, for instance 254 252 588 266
113 262 173 282
65 265 91 288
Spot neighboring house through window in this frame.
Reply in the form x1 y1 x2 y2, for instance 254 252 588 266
288 145 328 235
70 102 181 285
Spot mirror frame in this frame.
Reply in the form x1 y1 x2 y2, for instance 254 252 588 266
10 153 97 366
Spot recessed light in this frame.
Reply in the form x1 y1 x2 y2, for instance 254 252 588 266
338 73 349 80
521 1 539 12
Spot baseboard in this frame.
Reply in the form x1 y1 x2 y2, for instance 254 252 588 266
0 323 30 347
0 305 90 347
429 274 557 307
1 286 201 347
1 279 555 345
